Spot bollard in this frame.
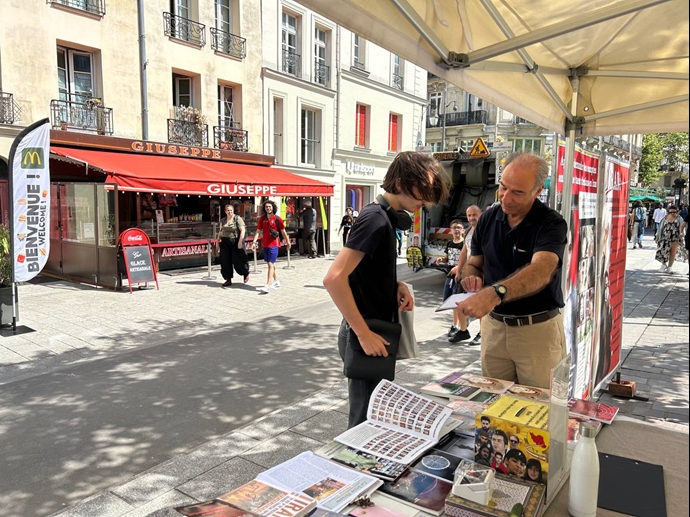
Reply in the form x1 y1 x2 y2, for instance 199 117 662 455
251 244 261 274
283 245 295 270
201 239 217 280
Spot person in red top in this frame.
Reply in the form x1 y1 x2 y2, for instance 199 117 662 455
252 200 290 293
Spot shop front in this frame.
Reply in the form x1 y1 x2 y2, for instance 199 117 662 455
46 132 333 288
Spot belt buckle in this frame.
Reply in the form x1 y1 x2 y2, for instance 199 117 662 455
516 317 525 327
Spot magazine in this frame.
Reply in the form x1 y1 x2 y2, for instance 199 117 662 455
567 398 619 424
378 470 453 516
175 501 261 517
334 380 452 465
313 441 407 481
256 451 382 512
217 480 316 517
435 371 514 395
410 448 464 482
506 384 551 402
420 382 482 400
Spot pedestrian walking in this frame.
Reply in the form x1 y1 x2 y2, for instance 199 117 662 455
298 201 318 258
324 151 449 428
252 200 290 293
630 201 647 248
655 205 683 274
337 206 355 245
216 204 250 287
652 203 667 233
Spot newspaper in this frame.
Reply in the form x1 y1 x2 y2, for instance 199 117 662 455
256 451 382 513
334 380 452 465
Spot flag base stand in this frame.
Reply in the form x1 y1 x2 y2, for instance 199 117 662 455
0 325 35 337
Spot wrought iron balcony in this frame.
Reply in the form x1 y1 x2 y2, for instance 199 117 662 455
0 92 22 125
314 60 330 87
282 48 301 77
392 73 404 90
210 27 246 59
168 118 209 147
353 58 366 71
214 126 248 152
48 0 106 16
515 117 533 124
426 110 488 128
50 96 113 135
163 12 206 47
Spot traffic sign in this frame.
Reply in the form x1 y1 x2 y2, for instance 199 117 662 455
469 138 490 158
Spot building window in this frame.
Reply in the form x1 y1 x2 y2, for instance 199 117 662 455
429 92 442 119
355 103 368 148
281 12 300 76
388 113 400 153
273 97 284 164
173 75 193 107
301 107 320 166
165 0 205 46
510 138 541 154
353 34 366 70
217 84 235 128
215 0 231 33
211 0 246 58
392 55 403 90
314 27 329 86
50 0 106 16
58 47 95 104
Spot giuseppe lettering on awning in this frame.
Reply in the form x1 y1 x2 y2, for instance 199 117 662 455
206 184 278 196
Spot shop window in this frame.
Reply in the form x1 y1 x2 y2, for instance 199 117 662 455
301 107 321 166
388 113 400 153
355 103 368 148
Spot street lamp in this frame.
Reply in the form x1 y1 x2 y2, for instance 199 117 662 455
431 101 458 151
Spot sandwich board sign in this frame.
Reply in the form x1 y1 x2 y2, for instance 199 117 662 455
118 228 159 293
469 138 491 158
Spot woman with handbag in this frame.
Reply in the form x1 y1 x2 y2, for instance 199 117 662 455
655 205 682 274
216 204 250 287
323 151 449 428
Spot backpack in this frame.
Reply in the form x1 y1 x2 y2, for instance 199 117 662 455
634 207 645 222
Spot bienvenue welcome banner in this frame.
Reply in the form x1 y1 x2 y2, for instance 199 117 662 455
10 119 51 282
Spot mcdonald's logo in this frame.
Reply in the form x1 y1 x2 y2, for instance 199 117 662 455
21 148 44 169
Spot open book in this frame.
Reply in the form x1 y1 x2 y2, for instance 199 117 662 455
334 380 452 465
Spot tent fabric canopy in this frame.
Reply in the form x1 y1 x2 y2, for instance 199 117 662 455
50 147 334 197
299 0 688 136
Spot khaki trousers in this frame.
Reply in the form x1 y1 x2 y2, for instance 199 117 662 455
481 313 566 389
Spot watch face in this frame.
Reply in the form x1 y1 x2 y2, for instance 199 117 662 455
421 455 451 470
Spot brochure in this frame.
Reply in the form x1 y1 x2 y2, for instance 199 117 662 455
334 380 452 465
255 451 382 513
313 441 407 481
435 293 474 312
217 479 316 517
567 398 619 424
435 371 514 395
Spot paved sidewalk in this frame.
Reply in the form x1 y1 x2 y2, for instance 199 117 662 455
1 243 687 517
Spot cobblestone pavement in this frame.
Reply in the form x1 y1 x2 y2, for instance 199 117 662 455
0 240 687 516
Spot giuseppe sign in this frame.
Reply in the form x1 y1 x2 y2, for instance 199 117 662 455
206 183 278 196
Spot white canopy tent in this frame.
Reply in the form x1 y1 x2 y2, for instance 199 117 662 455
298 0 689 136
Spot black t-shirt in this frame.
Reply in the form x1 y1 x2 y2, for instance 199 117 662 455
345 203 397 321
445 240 464 267
340 215 354 229
471 200 567 316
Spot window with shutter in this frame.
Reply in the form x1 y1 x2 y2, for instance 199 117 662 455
355 104 367 147
388 113 399 152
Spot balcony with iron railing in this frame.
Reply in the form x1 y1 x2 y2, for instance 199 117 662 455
392 73 404 90
168 118 209 147
163 12 206 47
0 92 22 125
210 27 246 59
282 48 301 77
426 110 487 128
47 0 106 16
214 124 248 152
50 96 113 135
314 60 330 87
515 117 533 125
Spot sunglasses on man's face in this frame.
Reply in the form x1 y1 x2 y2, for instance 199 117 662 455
510 439 519 444
669 211 678 214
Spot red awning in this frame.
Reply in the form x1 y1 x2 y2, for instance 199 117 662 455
50 146 334 197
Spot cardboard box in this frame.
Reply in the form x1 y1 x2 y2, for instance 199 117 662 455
445 474 545 517
475 395 550 485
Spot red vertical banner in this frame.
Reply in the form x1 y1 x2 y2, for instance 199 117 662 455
591 157 629 391
557 143 600 399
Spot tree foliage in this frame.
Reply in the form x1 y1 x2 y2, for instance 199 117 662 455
639 132 689 186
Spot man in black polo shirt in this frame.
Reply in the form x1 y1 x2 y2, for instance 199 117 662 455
457 152 567 389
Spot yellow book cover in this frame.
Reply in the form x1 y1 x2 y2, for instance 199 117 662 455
480 396 549 429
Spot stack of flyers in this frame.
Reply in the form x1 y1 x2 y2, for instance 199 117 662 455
567 398 619 425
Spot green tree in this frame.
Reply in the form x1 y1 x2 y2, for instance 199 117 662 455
638 132 690 186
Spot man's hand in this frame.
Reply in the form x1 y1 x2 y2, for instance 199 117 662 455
448 265 460 282
456 287 500 319
397 282 414 311
356 330 391 357
461 275 484 293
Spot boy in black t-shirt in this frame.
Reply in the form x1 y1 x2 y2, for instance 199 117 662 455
324 152 449 428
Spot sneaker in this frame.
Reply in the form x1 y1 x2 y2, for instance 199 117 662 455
659 264 668 272
448 329 471 344
222 280 232 287
667 265 675 274
447 325 459 337
244 274 249 283
259 285 271 293
271 281 281 289
639 243 643 249
470 332 482 346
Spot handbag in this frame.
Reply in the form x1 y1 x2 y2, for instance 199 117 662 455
344 319 401 381
397 282 419 360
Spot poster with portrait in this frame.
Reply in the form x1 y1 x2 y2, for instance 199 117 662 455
590 155 629 393
556 143 600 399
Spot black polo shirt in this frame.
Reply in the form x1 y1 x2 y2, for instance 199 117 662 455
471 199 567 316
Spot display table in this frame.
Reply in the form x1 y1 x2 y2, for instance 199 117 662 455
545 417 689 516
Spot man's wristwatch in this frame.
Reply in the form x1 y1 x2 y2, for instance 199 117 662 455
492 284 507 303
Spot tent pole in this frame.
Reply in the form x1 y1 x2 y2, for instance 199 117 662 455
583 94 689 122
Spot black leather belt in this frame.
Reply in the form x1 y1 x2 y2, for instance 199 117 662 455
489 308 560 327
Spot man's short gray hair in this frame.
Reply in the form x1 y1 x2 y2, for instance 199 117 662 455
503 152 549 193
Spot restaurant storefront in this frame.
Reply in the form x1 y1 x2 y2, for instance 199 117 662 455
46 132 334 288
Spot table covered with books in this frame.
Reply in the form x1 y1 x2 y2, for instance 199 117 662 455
173 368 683 517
